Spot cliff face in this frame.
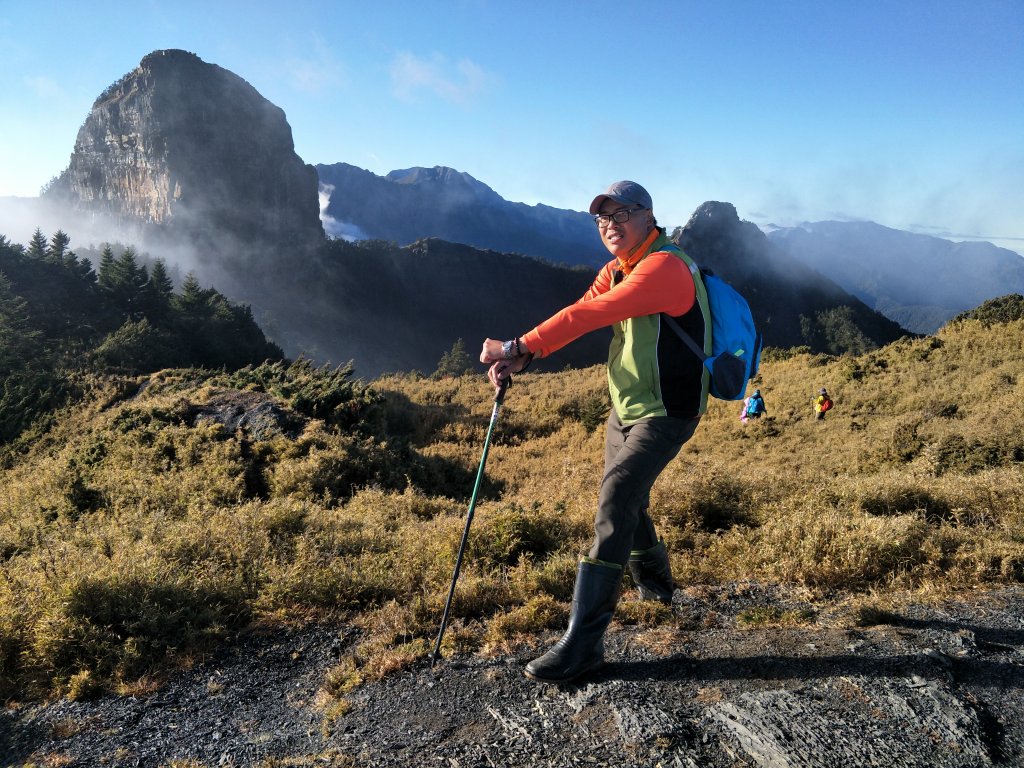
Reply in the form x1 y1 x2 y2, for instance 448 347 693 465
48 49 323 252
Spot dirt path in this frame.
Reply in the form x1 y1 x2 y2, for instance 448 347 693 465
3 585 1023 767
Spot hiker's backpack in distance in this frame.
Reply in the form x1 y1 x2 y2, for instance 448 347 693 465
661 245 762 401
746 395 764 415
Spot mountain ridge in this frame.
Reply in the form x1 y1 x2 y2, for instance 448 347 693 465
5 49 915 375
317 161 606 267
767 220 1024 333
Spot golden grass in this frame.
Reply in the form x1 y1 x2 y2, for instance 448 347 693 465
0 319 1022 701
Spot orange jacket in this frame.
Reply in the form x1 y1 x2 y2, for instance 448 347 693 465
521 229 705 422
521 248 694 358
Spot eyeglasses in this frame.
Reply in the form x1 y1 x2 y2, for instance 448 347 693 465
593 207 645 227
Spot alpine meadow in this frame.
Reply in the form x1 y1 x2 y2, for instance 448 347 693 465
2 36 1024 763
1 295 1022 708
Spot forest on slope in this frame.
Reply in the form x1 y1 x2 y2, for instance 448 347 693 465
0 229 282 445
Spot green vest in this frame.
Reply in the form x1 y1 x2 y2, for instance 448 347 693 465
607 232 710 424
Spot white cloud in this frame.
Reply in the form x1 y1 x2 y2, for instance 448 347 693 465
318 183 367 241
284 38 347 94
23 74 64 100
390 51 488 106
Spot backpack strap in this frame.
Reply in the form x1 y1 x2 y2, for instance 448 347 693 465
662 313 708 361
658 244 711 362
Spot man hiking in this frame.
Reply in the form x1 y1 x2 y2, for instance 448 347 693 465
480 180 707 684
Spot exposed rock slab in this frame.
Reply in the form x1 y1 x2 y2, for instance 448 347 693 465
2 587 1022 767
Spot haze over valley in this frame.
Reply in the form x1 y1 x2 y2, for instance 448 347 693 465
1 49 1021 377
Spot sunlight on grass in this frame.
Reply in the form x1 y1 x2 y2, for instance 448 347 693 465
1 319 1023 700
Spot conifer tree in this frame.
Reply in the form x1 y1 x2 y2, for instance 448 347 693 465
112 246 143 288
106 246 147 317
140 258 174 322
433 338 474 378
47 230 73 266
148 259 174 300
76 256 97 284
97 245 117 291
0 272 41 374
27 228 48 260
176 272 207 314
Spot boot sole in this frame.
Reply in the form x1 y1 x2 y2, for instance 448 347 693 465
523 659 603 684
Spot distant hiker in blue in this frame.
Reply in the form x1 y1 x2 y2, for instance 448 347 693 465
741 389 766 423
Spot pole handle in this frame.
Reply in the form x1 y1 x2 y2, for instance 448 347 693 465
494 375 510 404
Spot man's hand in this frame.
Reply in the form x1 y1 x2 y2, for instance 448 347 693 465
479 338 507 364
481 337 531 391
487 357 527 389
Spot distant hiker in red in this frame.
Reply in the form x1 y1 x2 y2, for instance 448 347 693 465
480 181 707 684
814 388 833 421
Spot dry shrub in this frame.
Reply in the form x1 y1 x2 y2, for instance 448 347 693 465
5 549 252 698
481 594 567 654
467 501 587 569
3 322 1024 700
511 552 579 602
857 482 954 523
758 504 933 589
652 465 759 533
670 497 935 592
616 599 675 627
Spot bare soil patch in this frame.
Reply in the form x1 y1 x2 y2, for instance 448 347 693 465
3 584 1023 767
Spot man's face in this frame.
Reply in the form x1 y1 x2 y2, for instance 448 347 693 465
596 198 651 259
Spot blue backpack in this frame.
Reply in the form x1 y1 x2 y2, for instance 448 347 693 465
746 394 764 415
661 246 762 401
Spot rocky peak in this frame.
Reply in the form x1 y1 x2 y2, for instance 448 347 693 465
47 49 324 255
680 201 742 239
384 165 502 204
674 201 766 278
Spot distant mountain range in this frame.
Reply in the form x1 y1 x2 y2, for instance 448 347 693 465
766 222 1024 333
18 48 1024 375
315 164 1023 336
316 163 606 267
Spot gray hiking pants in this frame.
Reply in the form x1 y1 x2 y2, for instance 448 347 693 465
588 411 700 567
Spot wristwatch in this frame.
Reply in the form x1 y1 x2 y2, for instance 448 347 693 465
501 339 516 360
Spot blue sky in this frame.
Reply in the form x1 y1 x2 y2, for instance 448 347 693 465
1 0 1022 254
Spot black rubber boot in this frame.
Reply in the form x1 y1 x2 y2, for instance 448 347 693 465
524 560 622 684
628 541 675 604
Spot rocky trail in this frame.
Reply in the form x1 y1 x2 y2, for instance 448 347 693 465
3 584 1023 767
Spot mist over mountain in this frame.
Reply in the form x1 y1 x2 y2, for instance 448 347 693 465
44 49 324 271
766 221 1024 334
3 48 916 378
317 162 607 267
672 203 907 353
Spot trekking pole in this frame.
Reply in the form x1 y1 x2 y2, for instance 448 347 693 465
429 375 510 667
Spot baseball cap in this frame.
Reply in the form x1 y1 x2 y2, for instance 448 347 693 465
820 388 828 394
589 180 653 215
